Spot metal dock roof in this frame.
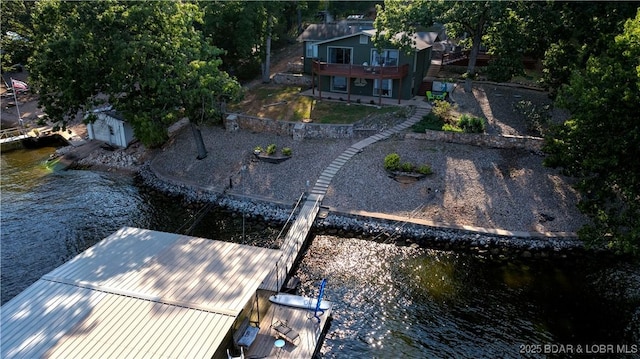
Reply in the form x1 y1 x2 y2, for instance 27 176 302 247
1 227 281 359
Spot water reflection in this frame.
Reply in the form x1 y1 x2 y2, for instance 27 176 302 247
0 148 278 304
295 235 635 358
2 148 637 358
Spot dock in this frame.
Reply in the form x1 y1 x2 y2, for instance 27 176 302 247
0 227 283 359
244 297 333 359
259 193 323 292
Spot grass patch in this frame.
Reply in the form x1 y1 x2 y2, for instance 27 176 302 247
311 102 398 124
230 85 400 124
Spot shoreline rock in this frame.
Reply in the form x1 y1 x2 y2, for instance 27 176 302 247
137 162 596 260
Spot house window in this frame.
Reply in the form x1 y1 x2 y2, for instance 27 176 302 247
359 35 368 44
373 79 392 97
328 47 352 64
371 49 399 67
306 42 318 58
332 76 348 92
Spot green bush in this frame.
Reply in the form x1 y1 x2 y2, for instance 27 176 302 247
457 114 485 133
254 146 263 153
384 153 401 171
432 100 452 121
281 147 292 156
513 100 551 136
417 164 433 175
401 162 415 172
442 123 463 132
412 113 444 132
266 143 277 155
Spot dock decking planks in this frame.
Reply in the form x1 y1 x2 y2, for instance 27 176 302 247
245 301 332 359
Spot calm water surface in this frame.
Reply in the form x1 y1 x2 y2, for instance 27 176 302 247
1 147 638 358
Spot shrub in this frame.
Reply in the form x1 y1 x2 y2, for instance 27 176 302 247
417 165 433 175
384 153 433 176
384 153 401 171
412 113 444 132
457 114 485 133
266 144 277 155
513 100 551 136
281 147 292 156
401 162 415 172
442 123 463 132
432 100 452 121
254 146 263 153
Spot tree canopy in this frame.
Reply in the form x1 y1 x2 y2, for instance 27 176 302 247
541 2 638 97
543 9 640 254
374 1 533 89
29 0 241 147
0 0 35 71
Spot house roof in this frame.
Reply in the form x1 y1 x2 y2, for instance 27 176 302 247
1 227 281 359
312 29 440 51
297 20 374 42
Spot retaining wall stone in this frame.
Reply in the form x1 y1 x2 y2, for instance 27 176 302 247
139 163 589 260
406 130 544 153
272 73 312 86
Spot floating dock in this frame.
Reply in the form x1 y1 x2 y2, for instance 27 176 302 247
245 297 333 359
1 227 332 359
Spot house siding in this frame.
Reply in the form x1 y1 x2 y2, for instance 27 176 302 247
86 112 135 148
312 34 427 101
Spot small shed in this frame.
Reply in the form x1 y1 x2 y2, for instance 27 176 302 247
86 107 135 148
0 227 282 359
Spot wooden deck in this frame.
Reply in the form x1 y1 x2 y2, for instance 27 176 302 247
312 60 409 80
245 299 333 359
260 193 323 292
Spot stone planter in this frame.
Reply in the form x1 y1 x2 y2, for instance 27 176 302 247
254 152 292 164
386 170 427 184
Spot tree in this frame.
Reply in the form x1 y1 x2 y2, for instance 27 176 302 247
484 2 556 82
541 2 638 97
543 10 640 254
374 0 514 91
29 0 241 151
1 0 35 72
201 1 286 83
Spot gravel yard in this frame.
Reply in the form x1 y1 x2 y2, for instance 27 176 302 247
149 83 587 234
322 137 587 233
117 82 590 235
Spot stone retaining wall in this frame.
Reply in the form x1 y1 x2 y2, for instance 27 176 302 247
139 163 589 260
226 113 355 139
406 130 544 152
225 113 296 137
272 73 312 86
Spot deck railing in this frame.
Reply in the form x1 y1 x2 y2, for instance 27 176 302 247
0 127 28 140
312 60 409 79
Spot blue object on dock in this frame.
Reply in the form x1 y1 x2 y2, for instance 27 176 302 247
313 279 327 323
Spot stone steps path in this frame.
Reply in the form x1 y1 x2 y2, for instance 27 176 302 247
310 106 429 196
260 105 430 292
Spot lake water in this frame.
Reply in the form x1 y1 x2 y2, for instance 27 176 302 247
1 147 638 358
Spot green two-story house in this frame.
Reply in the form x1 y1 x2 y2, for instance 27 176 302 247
306 29 440 104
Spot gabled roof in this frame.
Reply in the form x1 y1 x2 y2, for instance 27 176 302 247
312 29 440 51
297 20 374 42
